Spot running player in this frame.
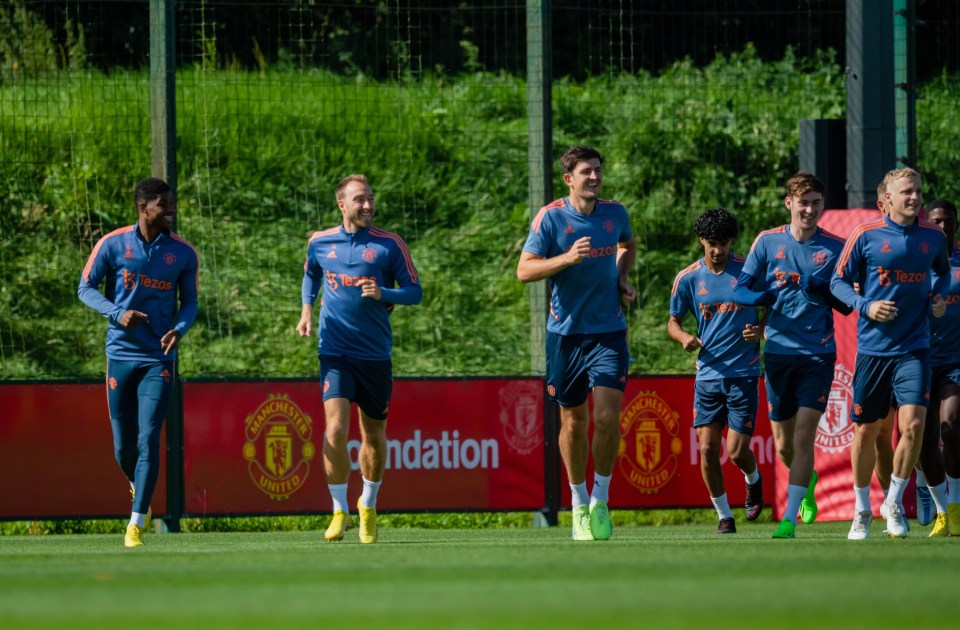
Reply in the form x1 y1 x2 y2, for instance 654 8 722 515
517 145 637 541
78 177 199 548
734 171 849 539
297 174 422 544
831 167 949 540
669 208 764 534
919 199 960 536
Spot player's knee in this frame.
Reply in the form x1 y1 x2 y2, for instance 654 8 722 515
699 440 720 463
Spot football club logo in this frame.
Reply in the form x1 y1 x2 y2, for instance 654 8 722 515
164 252 177 265
362 247 377 263
618 391 682 494
108 377 117 390
243 394 315 500
815 363 856 453
812 251 827 266
919 241 930 255
603 220 615 233
498 381 542 455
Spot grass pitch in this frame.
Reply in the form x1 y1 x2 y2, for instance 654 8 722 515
1 522 957 628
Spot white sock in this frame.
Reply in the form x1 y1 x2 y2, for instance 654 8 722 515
570 482 589 510
359 477 381 509
590 473 612 507
328 483 348 513
948 475 960 504
784 484 806 525
915 468 928 488
128 512 146 528
854 485 872 514
711 493 733 520
930 481 949 513
744 468 760 485
887 474 908 506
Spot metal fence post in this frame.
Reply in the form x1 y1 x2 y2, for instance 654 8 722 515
527 0 559 527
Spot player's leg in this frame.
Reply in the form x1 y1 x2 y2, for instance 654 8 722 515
693 380 735 534
937 378 960 534
919 372 948 535
874 409 894 497
547 331 593 540
790 354 834 526
723 377 762 523
589 386 622 541
848 354 892 540
126 361 174 547
106 359 140 488
320 355 356 541
356 410 387 544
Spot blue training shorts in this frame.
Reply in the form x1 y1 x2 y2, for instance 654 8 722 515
320 354 392 420
764 353 836 421
693 377 759 436
546 330 629 407
851 349 930 424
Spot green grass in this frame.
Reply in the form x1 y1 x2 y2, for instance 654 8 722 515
1 523 957 628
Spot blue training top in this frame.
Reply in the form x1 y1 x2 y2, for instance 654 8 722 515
78 225 199 361
831 215 949 356
302 224 422 361
522 197 633 335
930 247 960 367
670 255 762 380
737 225 846 355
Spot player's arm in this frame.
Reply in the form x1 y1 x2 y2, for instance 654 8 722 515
733 270 778 306
77 239 143 325
667 314 702 353
162 253 200 355
516 238 592 283
367 237 423 305
830 237 874 316
616 236 638 303
930 231 950 318
297 245 322 336
801 268 854 316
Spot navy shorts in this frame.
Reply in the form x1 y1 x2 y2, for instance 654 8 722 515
764 353 835 421
320 354 392 420
546 330 629 407
851 349 930 424
693 377 759 436
931 363 960 391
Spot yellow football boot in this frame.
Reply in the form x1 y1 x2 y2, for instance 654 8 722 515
357 498 379 544
948 503 960 536
929 512 949 538
324 510 353 541
124 524 144 548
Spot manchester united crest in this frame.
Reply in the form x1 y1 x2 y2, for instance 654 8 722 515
243 394 315 500
498 381 542 454
618 391 682 494
816 363 856 453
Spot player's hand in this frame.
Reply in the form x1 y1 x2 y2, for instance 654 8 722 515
565 236 592 265
742 324 764 343
618 278 637 304
867 300 898 322
296 316 312 337
160 330 181 355
682 334 702 353
358 278 381 300
118 310 149 328
931 294 946 318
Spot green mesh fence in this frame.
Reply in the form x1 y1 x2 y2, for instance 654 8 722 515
2 1 955 382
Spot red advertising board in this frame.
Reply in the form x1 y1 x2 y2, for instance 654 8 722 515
568 377 776 509
0 383 167 518
182 379 545 515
